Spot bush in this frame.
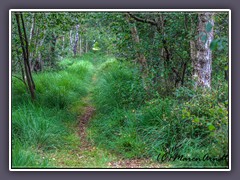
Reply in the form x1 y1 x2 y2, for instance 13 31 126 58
139 88 228 167
89 80 228 167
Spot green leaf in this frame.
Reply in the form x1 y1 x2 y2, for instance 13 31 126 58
206 22 213 33
210 39 218 50
201 34 207 43
193 118 200 123
208 124 216 131
217 40 224 51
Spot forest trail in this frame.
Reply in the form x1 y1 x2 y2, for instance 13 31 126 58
77 98 165 168
75 72 168 168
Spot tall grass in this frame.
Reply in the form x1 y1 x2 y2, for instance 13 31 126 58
11 58 94 168
88 59 229 168
93 59 146 114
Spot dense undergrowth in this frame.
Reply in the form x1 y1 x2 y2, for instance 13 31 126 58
88 55 229 168
12 52 229 168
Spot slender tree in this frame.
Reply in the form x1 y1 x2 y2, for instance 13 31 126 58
73 24 80 57
15 12 35 100
125 13 147 74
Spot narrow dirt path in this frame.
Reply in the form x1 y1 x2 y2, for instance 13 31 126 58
108 158 167 168
78 106 95 150
76 73 168 169
78 104 166 168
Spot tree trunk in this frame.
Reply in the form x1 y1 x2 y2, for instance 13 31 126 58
69 30 73 54
29 13 36 71
190 40 197 77
79 34 82 56
125 13 147 74
15 13 35 100
34 33 45 72
29 13 36 41
125 13 149 93
62 36 65 51
195 12 214 88
73 24 80 57
50 34 58 67
85 39 88 53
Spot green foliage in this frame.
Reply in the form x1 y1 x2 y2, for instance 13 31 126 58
89 70 229 167
210 37 228 51
93 59 146 113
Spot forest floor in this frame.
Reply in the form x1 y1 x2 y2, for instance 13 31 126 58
44 71 169 168
77 94 165 168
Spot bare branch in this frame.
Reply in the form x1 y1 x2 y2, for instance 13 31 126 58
127 13 157 26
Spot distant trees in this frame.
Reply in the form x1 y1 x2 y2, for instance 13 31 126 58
127 12 188 89
125 12 220 89
12 11 228 100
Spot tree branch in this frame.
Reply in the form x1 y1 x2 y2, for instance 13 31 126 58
127 13 157 26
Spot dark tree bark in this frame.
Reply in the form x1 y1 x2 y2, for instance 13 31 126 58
15 13 35 100
49 34 58 66
224 70 228 81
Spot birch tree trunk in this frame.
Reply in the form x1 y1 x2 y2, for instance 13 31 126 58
195 12 214 88
35 31 46 71
73 24 80 57
29 13 36 71
79 34 82 56
69 30 73 54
